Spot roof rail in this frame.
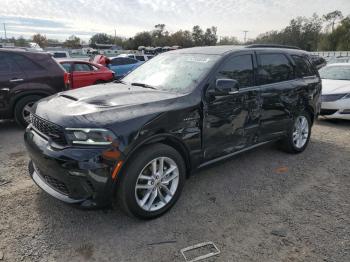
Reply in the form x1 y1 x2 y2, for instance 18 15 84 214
245 44 301 50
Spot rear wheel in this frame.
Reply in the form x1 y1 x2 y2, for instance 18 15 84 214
14 95 42 127
117 144 186 219
281 112 311 153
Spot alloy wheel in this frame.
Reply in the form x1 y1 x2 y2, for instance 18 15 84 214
293 116 309 149
135 157 179 212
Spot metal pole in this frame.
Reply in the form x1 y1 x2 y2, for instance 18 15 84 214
243 30 248 43
3 23 7 40
114 29 117 46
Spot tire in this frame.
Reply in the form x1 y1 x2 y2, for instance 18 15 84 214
117 143 186 219
14 95 42 127
280 112 312 154
94 80 105 85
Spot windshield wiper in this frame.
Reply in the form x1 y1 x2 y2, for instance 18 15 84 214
131 82 157 90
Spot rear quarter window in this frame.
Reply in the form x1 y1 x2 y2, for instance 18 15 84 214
258 53 294 85
11 53 45 72
292 55 314 77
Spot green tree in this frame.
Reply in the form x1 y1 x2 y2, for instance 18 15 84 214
218 36 240 45
203 26 218 45
169 30 194 47
192 25 204 46
89 33 114 47
63 35 81 48
32 33 48 48
133 31 153 49
323 10 343 33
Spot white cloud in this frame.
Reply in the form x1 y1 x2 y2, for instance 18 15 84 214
0 0 349 40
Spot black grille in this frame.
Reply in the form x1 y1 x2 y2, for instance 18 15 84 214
30 114 67 145
44 175 70 195
320 109 337 115
321 94 345 102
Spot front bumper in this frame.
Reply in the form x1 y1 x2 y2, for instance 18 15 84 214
25 125 120 208
320 98 350 120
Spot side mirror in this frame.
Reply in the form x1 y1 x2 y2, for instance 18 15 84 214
208 79 240 97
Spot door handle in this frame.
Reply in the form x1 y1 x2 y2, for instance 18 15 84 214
9 78 24 82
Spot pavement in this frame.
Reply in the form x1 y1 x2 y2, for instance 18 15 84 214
0 119 349 262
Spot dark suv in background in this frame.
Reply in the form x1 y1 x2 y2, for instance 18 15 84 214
24 45 321 219
0 49 69 126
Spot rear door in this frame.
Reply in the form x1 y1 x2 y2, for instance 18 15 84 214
256 52 297 140
203 52 262 160
0 52 26 116
72 62 95 88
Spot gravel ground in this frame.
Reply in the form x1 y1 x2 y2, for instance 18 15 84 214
0 119 349 262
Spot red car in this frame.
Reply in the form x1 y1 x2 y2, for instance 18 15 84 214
59 60 114 89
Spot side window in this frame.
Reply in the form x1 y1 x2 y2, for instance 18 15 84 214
124 58 137 65
292 55 314 77
111 58 124 66
74 63 92 72
61 63 72 72
216 54 254 87
12 54 44 72
136 56 145 61
258 53 294 85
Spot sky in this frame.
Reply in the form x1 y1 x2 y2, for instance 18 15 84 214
0 0 349 42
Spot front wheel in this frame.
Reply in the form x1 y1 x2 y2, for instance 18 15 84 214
14 95 42 127
281 113 311 153
117 144 186 219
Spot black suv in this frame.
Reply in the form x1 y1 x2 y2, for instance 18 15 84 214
24 45 321 219
0 49 69 126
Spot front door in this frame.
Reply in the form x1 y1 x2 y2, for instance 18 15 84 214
203 52 262 160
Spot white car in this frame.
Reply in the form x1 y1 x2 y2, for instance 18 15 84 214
117 53 151 62
319 63 350 120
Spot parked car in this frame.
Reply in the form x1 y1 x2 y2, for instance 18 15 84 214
117 53 150 62
49 51 71 59
59 60 114 89
108 57 143 79
0 48 70 126
319 63 350 120
25 45 321 219
328 56 350 64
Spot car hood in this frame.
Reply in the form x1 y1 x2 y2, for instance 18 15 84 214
322 79 350 95
32 83 187 127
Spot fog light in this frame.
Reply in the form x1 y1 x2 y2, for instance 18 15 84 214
68 170 86 177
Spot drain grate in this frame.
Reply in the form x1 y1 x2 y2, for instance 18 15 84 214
180 241 220 262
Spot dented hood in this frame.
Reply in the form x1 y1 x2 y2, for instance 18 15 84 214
32 83 186 127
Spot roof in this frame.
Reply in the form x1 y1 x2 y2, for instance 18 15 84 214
171 45 308 55
0 48 49 55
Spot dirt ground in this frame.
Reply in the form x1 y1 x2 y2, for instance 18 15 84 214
0 119 349 262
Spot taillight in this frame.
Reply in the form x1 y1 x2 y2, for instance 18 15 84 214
64 72 71 89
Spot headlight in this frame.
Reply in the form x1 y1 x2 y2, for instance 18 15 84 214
341 93 350 99
65 128 116 145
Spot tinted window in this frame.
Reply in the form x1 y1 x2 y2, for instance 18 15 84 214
292 55 314 77
12 54 44 72
136 56 145 61
217 55 254 87
53 52 67 58
74 63 92 72
61 62 72 72
111 58 137 65
258 53 294 84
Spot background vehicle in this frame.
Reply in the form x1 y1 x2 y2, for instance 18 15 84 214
49 51 71 59
59 60 114 89
25 45 321 219
319 63 350 120
0 49 70 126
328 56 350 64
117 53 150 62
108 57 143 79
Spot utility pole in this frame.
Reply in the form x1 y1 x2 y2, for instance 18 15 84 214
3 23 7 41
243 30 248 44
114 29 117 46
